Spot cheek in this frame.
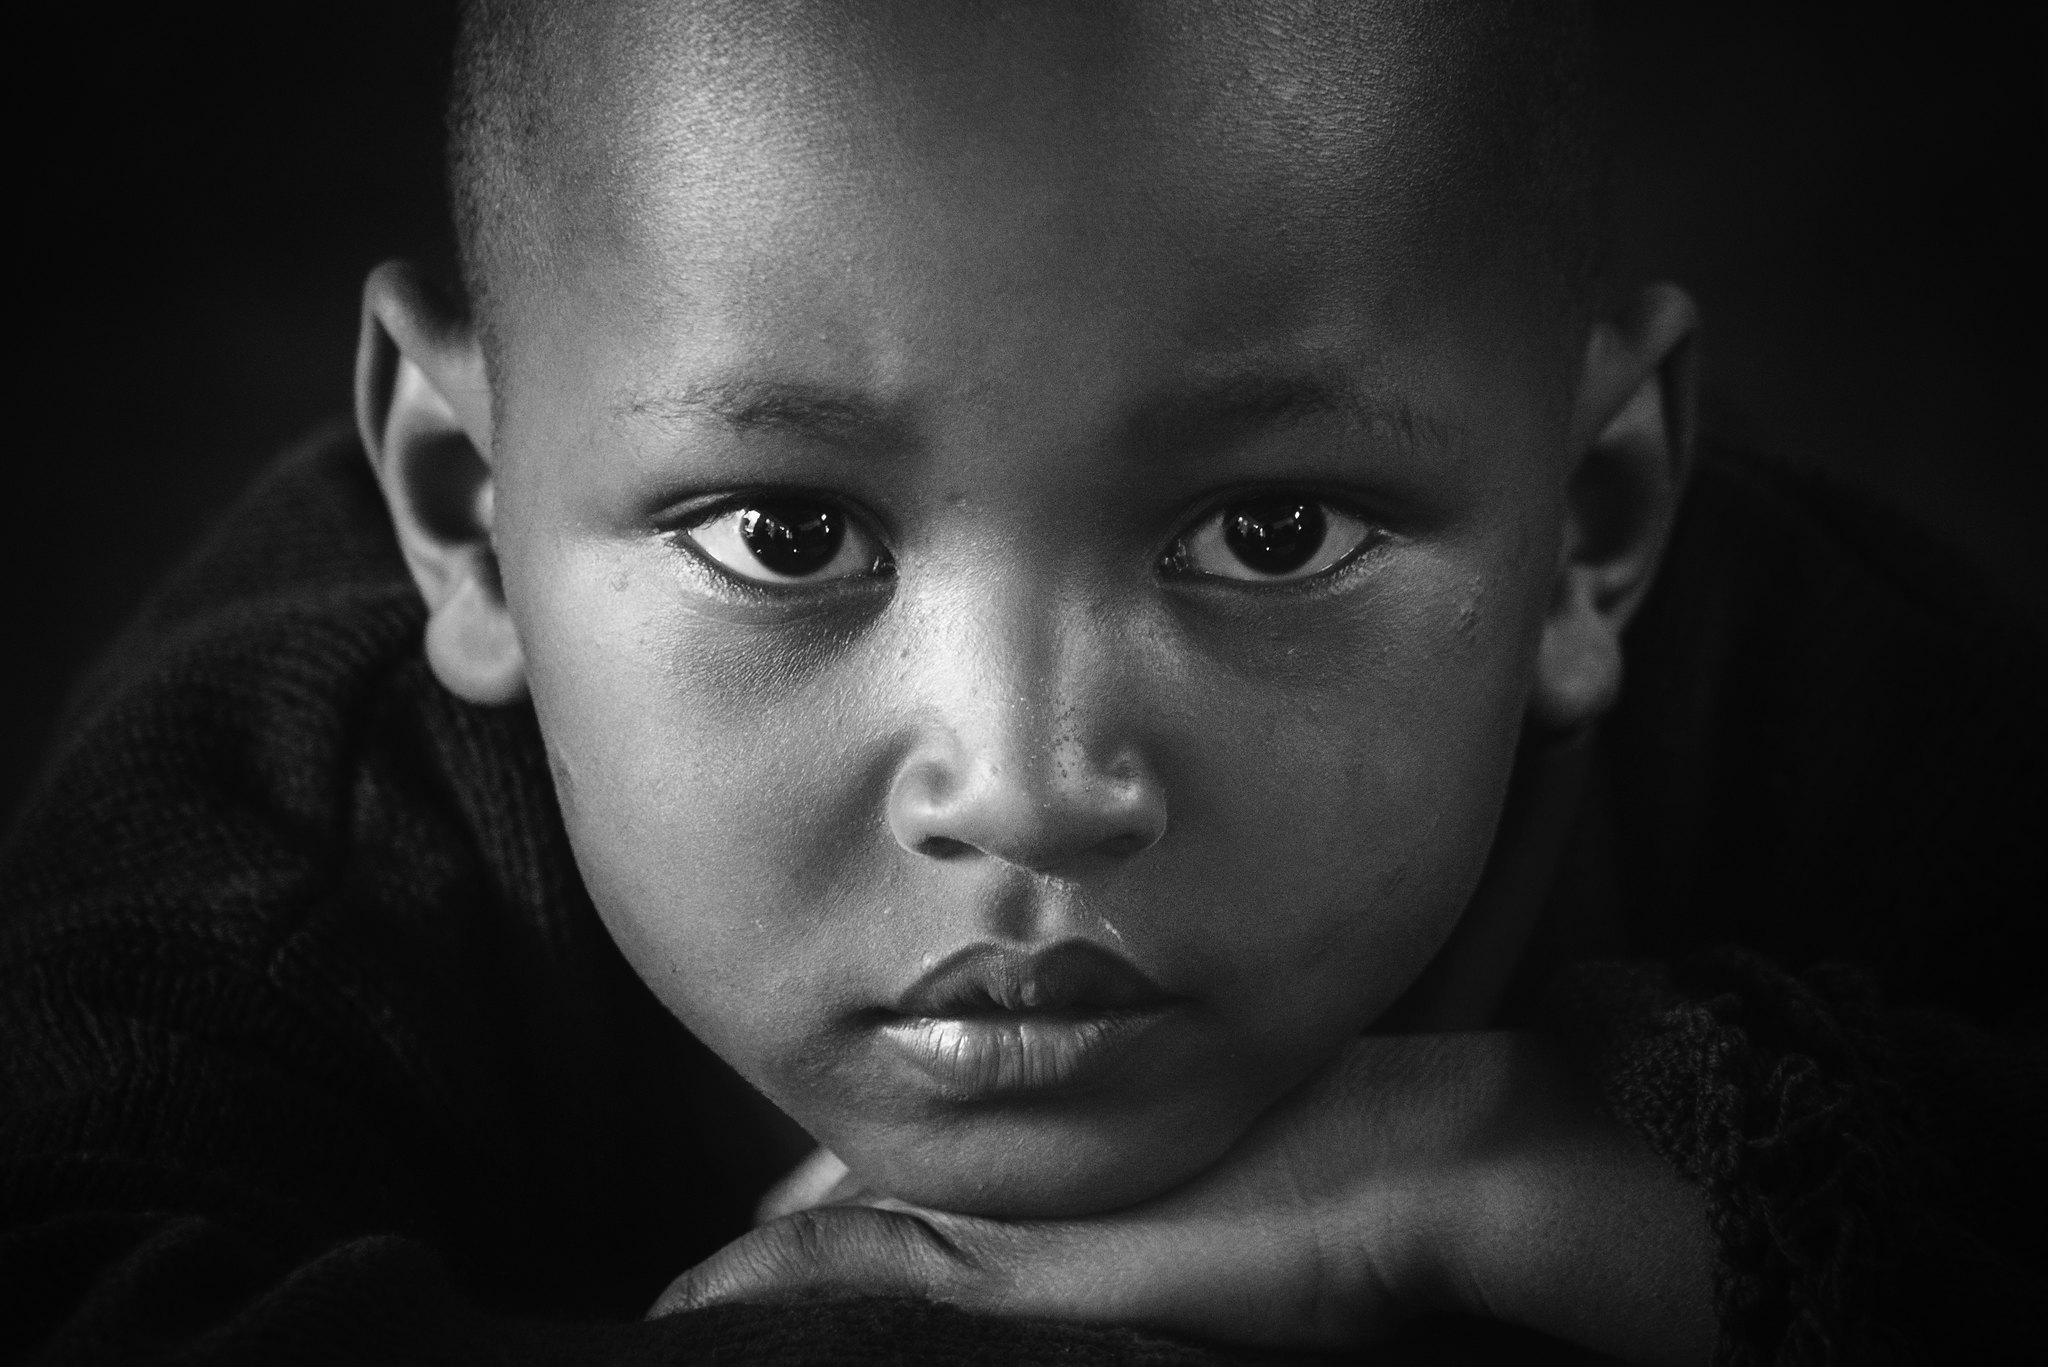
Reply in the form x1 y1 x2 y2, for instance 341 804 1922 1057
1150 553 1538 1042
511 539 893 1067
510 515 1542 1141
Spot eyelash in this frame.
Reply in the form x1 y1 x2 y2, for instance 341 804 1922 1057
660 488 1387 597
663 492 897 599
1158 490 1389 591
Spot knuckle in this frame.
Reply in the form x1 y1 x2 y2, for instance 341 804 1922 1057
779 1207 839 1273
779 1205 973 1296
884 1210 976 1280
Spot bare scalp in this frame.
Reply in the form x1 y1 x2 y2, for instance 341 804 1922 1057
446 0 1606 355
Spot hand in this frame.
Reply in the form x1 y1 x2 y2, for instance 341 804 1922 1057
652 1032 1714 1364
752 1145 859 1225
659 1030 1440 1349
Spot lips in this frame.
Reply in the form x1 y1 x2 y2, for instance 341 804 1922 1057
878 941 1174 1098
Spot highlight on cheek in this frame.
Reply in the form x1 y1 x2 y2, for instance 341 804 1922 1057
677 496 893 587
1165 493 1384 585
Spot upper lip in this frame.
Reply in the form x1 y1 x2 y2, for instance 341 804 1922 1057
891 940 1170 1017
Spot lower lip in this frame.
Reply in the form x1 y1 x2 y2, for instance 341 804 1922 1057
879 1009 1168 1098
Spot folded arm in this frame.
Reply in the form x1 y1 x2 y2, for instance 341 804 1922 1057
659 952 2044 1365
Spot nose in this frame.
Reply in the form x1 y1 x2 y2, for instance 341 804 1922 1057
888 742 1168 872
885 594 1168 875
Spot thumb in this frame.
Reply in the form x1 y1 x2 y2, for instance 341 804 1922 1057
753 1147 852 1224
650 1204 995 1318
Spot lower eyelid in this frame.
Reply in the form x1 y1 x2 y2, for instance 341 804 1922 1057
666 539 890 609
668 510 894 596
1167 499 1383 585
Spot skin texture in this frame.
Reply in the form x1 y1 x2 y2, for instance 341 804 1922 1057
355 2 1708 1358
661 1030 1716 1362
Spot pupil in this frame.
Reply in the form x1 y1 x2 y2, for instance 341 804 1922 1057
1223 497 1325 574
738 501 843 576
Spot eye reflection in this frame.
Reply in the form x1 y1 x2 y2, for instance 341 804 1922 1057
680 497 890 585
1168 494 1378 584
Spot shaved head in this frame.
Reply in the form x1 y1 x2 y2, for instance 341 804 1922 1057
373 0 1692 1225
446 0 1607 359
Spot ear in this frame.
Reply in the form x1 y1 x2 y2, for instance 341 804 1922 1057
1529 283 1700 732
355 260 526 705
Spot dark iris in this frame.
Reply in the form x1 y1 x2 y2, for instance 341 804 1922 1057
737 500 843 576
1223 496 1325 575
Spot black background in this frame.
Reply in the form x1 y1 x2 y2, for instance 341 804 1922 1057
9 4 2044 827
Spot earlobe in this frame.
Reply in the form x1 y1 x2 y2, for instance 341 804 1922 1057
1529 283 1699 733
355 261 526 706
1530 582 1625 732
424 567 528 706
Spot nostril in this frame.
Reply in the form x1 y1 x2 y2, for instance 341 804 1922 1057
889 747 1168 869
1094 831 1151 859
912 826 1156 866
916 835 977 860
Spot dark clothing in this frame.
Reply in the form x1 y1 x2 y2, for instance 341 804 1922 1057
1 426 2041 1365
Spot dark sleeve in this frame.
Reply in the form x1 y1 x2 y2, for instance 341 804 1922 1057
1546 951 2046 1364
0 432 1246 1367
0 951 1241 1367
1531 451 2048 1362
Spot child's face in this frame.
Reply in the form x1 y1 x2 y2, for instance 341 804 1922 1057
486 5 1576 1217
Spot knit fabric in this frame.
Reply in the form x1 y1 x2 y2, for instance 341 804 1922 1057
1 426 2040 1364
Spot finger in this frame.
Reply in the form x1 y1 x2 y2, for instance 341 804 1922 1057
753 1147 850 1224
650 1204 986 1318
652 1199 1337 1349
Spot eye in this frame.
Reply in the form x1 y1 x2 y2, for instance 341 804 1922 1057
678 496 891 585
1165 492 1379 584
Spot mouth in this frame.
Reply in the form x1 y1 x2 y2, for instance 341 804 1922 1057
877 941 1176 1099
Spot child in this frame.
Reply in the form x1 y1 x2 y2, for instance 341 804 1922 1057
3 3 2039 1364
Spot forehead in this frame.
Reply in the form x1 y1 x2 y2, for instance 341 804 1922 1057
584 2 1457 176
499 1 1548 436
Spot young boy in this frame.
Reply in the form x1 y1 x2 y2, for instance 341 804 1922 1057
3 3 2039 1364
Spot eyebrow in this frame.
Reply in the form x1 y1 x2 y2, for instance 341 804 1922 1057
622 381 906 449
1121 370 1426 463
621 367 1428 460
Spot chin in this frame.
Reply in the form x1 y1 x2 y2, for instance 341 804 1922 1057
841 1096 1245 1219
